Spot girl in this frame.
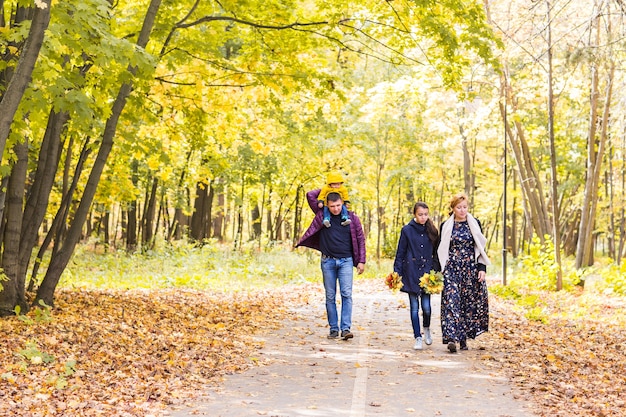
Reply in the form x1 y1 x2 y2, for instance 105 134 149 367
393 202 439 350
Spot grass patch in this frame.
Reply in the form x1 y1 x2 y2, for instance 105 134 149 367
55 241 394 292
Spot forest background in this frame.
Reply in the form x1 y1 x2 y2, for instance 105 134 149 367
2 0 626 312
1 0 626 416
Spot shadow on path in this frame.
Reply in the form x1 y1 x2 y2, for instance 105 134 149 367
168 280 537 417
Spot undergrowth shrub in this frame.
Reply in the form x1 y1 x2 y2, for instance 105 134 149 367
511 235 582 291
54 240 392 291
491 235 584 323
593 262 626 296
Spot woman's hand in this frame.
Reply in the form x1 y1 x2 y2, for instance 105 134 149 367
478 270 486 282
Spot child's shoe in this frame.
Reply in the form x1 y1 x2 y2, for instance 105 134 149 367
323 219 331 228
340 218 351 226
413 337 423 350
424 328 432 345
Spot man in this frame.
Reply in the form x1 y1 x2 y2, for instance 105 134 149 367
296 189 366 340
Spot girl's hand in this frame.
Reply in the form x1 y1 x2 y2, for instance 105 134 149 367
478 270 486 282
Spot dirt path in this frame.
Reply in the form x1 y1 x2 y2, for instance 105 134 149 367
167 280 538 417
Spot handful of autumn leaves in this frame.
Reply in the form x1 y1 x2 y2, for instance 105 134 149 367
384 272 403 292
419 270 444 294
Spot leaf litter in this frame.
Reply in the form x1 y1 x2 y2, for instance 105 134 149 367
1 282 625 417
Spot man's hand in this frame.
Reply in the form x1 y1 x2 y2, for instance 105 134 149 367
356 263 365 275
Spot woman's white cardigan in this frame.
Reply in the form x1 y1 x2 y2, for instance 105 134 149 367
437 213 490 273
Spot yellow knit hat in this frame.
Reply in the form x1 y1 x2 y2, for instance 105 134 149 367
327 171 344 184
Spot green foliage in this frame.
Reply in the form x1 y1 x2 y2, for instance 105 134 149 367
591 262 626 296
512 235 582 291
53 241 394 292
16 341 55 369
8 341 74 391
490 284 548 323
59 241 321 291
15 300 53 324
490 283 521 300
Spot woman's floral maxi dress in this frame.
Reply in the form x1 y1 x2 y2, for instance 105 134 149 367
441 221 489 343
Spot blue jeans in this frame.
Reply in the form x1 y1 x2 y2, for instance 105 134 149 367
323 205 349 222
408 292 431 338
321 256 353 332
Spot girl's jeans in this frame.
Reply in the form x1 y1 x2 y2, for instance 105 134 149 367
408 291 431 338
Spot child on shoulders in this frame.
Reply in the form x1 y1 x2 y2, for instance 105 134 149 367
318 171 351 227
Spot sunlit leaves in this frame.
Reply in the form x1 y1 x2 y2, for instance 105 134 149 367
0 288 291 416
487 292 626 417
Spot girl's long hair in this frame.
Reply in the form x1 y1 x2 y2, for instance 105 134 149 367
413 202 439 244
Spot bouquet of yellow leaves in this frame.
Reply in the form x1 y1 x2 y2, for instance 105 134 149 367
419 270 444 294
384 271 403 292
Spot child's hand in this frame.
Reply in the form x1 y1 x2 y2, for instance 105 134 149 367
345 202 350 209
317 202 323 208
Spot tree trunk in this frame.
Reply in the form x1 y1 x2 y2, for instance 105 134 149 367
102 211 110 250
190 181 209 241
0 0 51 159
18 110 68 281
459 119 473 198
575 20 614 268
27 138 92 292
618 126 626 264
251 204 261 240
0 139 28 316
235 176 245 250
212 187 225 241
142 177 158 249
168 151 192 241
35 0 163 306
292 184 303 247
0 176 9 243
126 159 139 250
606 166 615 260
499 75 551 241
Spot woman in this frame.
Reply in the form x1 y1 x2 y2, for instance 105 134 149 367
437 193 490 353
393 202 439 350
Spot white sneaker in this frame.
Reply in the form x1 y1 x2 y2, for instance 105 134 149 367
424 328 432 345
413 337 423 350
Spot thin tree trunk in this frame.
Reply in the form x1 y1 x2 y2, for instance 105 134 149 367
0 139 28 315
0 176 10 243
235 175 245 250
190 181 209 241
546 5 563 289
251 204 261 240
618 122 626 264
212 186 225 241
27 138 91 292
126 159 139 250
499 73 551 241
292 184 303 247
142 177 158 249
459 118 472 198
18 110 68 281
35 0 163 306
576 15 614 268
0 0 51 159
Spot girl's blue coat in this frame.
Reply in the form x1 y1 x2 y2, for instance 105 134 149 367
393 220 437 294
